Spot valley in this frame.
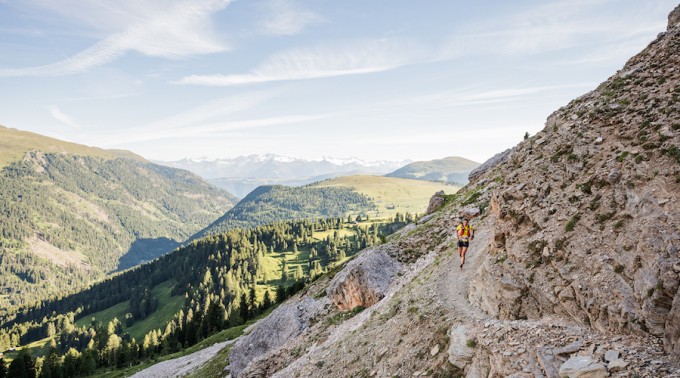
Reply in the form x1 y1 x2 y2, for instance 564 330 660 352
1 3 678 378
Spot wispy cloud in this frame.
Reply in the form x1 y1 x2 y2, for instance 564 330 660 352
176 38 432 86
175 1 655 87
49 105 77 126
259 0 323 36
441 0 668 58
0 0 231 77
85 89 329 145
98 114 326 146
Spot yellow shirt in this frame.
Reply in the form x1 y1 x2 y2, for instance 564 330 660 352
456 224 474 240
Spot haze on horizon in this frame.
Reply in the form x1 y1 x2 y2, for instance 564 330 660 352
0 0 675 163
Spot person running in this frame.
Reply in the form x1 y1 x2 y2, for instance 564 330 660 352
456 218 474 269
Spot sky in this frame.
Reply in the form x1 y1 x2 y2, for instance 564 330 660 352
0 0 675 163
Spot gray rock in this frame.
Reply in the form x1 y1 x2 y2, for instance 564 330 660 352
326 247 401 311
558 355 607 378
607 359 629 371
447 324 476 368
604 350 619 362
229 297 326 377
426 191 447 214
462 206 481 219
553 340 583 355
607 168 621 183
417 213 435 224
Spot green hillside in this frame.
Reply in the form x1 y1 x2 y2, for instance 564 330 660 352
312 175 461 217
0 217 399 376
385 156 479 184
0 125 144 168
195 175 460 240
194 185 375 238
0 151 237 315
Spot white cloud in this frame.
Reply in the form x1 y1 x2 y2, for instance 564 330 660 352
49 105 77 126
176 38 432 86
0 0 231 77
260 0 323 36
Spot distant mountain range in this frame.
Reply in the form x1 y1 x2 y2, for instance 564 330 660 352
385 156 480 184
157 155 410 198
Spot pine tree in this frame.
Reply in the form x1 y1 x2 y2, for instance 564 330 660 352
262 290 272 310
239 293 249 323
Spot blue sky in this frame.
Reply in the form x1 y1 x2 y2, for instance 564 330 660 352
0 0 675 163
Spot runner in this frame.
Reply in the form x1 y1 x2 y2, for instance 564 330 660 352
455 218 474 269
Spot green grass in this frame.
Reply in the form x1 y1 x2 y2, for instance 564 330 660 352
75 280 184 341
185 343 233 378
312 175 460 217
0 125 143 168
2 337 53 363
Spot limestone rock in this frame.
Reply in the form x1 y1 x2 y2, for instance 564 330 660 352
604 350 619 362
558 356 607 378
447 324 476 368
607 359 629 371
426 191 447 214
326 247 401 311
229 297 326 377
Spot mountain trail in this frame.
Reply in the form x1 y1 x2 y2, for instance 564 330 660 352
437 222 490 322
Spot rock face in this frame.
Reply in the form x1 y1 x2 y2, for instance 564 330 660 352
669 4 680 29
326 247 401 311
468 147 514 182
470 8 680 355
228 297 326 377
426 190 447 214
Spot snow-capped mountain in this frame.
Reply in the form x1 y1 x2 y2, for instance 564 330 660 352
156 154 411 197
158 154 410 179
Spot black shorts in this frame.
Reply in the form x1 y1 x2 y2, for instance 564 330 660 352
458 240 469 248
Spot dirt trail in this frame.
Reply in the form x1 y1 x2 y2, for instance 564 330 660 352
436 222 490 322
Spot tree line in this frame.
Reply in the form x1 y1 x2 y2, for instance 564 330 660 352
0 217 402 377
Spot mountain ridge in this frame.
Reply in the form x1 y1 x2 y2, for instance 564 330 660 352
0 125 144 167
385 155 480 184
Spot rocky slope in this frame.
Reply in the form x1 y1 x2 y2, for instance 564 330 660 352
212 6 680 377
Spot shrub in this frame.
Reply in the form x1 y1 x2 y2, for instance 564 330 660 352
565 215 580 232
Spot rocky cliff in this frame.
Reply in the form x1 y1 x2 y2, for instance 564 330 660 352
223 6 680 377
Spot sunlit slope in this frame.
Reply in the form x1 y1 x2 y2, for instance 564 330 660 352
311 175 460 217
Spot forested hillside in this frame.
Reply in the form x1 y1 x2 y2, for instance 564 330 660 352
0 217 399 376
0 151 237 316
193 185 375 239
